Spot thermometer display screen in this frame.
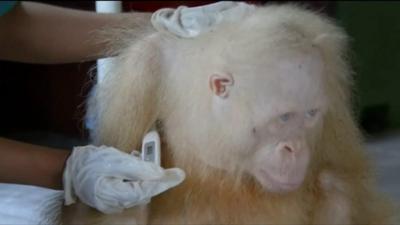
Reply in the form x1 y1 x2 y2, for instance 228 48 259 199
144 141 155 162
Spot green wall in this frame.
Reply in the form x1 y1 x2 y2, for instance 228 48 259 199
335 2 400 129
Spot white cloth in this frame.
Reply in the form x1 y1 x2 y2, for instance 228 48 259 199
151 1 256 38
0 183 64 225
63 145 185 214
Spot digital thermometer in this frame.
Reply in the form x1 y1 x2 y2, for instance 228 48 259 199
141 131 161 166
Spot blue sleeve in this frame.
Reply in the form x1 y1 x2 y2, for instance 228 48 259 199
0 1 17 16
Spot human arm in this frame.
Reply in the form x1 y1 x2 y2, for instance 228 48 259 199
63 145 185 213
0 137 70 189
0 1 151 64
0 138 185 213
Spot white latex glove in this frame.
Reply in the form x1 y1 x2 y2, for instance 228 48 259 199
151 1 256 38
63 145 185 214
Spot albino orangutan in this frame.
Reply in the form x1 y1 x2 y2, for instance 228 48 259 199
62 3 394 224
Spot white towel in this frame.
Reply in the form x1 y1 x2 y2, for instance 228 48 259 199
0 183 64 225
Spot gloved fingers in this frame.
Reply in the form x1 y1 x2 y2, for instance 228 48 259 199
155 168 186 188
216 2 256 22
151 7 188 37
130 150 141 158
92 179 151 214
103 168 185 201
69 145 122 171
123 167 185 200
94 168 185 211
151 1 255 38
182 1 238 15
100 158 165 181
71 145 165 181
137 168 186 197
65 145 187 214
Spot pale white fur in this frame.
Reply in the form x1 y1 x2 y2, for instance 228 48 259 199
62 3 394 224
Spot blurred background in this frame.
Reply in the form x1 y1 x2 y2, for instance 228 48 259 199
0 1 399 202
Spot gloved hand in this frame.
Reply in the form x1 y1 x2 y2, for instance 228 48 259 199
63 145 185 214
151 1 256 38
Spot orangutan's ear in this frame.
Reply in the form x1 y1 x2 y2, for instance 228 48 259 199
209 73 234 99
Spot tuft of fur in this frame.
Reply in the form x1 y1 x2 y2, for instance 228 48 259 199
65 3 394 224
